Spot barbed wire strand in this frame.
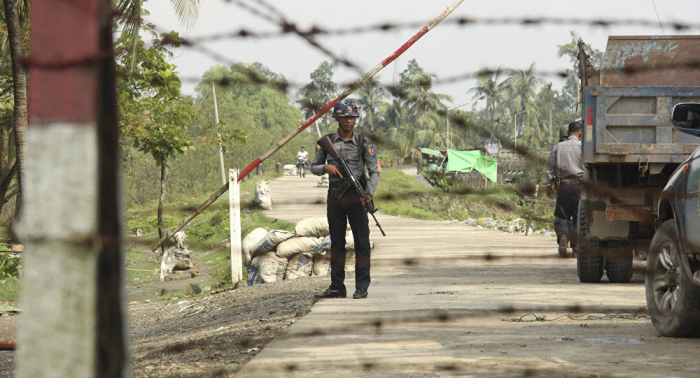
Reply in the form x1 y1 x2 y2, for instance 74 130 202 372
156 16 700 44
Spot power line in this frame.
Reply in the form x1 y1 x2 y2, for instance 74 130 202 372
651 0 666 35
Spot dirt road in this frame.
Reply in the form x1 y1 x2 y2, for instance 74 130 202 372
239 172 700 378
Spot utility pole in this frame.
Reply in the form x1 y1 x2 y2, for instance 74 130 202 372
310 98 322 138
212 83 227 185
17 1 128 377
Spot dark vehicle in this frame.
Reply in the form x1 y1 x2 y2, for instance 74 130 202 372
576 36 700 284
646 103 700 337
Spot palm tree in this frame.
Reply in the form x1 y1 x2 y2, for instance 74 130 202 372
503 63 546 142
116 0 203 68
537 83 557 144
2 0 28 220
355 78 387 131
416 112 447 149
404 73 453 122
468 68 504 122
379 98 406 133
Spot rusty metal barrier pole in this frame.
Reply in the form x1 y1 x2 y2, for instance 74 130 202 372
150 0 466 253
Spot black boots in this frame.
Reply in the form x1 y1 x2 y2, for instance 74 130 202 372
314 288 346 299
352 288 368 299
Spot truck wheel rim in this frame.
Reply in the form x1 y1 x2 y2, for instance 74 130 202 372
653 241 680 316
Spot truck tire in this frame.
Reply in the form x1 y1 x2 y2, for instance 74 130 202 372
576 199 604 283
606 247 633 283
646 220 700 337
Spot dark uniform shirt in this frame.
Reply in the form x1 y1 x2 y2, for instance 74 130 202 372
310 131 379 196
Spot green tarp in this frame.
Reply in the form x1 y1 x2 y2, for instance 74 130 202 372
420 148 443 158
445 149 498 182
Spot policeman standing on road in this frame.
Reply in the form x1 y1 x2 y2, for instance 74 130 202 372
545 121 584 257
310 100 379 299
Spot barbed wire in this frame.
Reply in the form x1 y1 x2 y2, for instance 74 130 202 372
172 15 700 45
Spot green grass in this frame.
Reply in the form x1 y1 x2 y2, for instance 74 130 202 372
375 170 523 221
123 181 292 290
0 277 19 302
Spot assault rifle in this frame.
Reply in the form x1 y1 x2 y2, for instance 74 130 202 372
317 135 386 237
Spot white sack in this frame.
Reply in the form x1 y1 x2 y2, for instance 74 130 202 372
242 228 268 266
276 236 323 258
285 253 313 280
258 252 288 283
295 217 330 237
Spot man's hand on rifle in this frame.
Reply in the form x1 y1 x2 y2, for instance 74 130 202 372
360 194 372 211
323 164 343 178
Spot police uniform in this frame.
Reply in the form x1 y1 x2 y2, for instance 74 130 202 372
546 135 584 252
310 131 379 296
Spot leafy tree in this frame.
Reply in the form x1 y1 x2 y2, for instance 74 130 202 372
396 59 427 95
468 69 504 123
502 63 546 144
116 0 203 69
557 31 604 111
298 61 337 132
355 77 387 131
537 83 557 143
117 27 194 251
140 62 311 206
404 73 453 122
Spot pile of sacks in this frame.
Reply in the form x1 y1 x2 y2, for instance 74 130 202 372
242 217 373 286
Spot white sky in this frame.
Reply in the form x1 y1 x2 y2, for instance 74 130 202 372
145 0 700 108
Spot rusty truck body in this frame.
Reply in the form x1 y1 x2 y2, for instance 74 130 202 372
576 36 700 283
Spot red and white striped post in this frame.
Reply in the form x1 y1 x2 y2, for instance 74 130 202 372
16 1 128 377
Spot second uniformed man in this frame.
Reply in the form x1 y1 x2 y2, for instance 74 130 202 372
311 100 379 299
546 121 584 257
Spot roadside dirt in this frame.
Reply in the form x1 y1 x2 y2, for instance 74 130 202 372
0 277 328 378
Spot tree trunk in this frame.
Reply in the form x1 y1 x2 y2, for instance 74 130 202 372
0 128 15 216
158 162 166 254
0 163 17 215
3 0 27 226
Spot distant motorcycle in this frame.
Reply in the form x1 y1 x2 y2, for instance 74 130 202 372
296 158 307 178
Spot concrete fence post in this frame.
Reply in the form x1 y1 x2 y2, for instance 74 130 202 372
229 169 243 285
17 0 128 377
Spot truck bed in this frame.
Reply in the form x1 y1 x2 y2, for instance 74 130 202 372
583 86 700 164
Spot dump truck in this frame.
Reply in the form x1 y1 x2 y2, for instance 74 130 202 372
576 36 700 283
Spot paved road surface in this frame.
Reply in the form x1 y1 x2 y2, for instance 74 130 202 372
239 172 699 378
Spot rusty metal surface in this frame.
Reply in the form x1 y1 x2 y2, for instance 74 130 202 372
582 86 700 164
600 35 700 87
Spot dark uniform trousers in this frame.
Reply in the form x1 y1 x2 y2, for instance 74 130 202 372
327 183 371 292
554 182 581 246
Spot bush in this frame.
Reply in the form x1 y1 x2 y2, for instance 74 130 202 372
0 255 20 279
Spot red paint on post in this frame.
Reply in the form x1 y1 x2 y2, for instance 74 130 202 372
297 99 340 132
238 158 262 181
382 27 429 66
29 1 101 124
